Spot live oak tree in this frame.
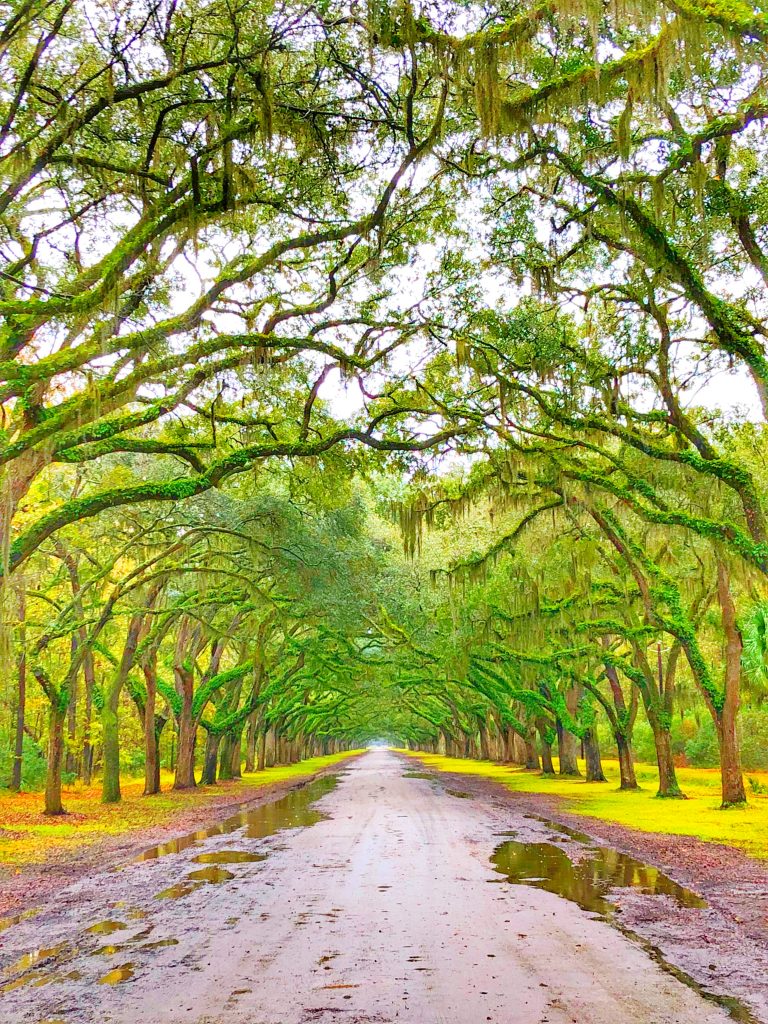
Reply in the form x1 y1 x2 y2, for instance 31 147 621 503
2 0 767 813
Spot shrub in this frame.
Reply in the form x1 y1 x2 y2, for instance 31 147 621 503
737 708 768 771
683 719 719 767
0 734 48 791
684 708 768 771
119 747 146 776
631 718 692 764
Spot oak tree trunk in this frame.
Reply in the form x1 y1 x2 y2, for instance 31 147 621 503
583 726 607 782
616 733 639 790
10 640 25 792
44 706 66 816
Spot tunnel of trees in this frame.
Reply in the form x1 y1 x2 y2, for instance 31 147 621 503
1 0 767 814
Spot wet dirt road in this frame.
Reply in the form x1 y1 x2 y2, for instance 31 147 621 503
0 749 734 1024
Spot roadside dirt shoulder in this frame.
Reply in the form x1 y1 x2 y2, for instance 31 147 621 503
0 756 361 921
405 755 768 1023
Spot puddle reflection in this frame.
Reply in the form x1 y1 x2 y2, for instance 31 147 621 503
138 776 337 861
492 838 706 915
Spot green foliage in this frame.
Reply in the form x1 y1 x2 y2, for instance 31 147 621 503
0 736 47 792
119 748 146 777
682 719 721 768
743 602 768 687
1 0 767 817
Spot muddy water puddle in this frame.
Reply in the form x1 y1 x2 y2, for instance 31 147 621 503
192 850 266 864
186 866 235 883
155 880 203 900
521 812 596 845
7 944 70 974
492 837 706 915
91 944 126 957
97 963 134 985
137 774 337 861
146 776 338 901
1 944 76 994
140 938 178 950
86 920 127 935
0 908 41 933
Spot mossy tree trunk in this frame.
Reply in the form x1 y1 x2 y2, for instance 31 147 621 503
172 617 204 791
536 717 556 775
230 729 243 778
10 590 26 792
600 655 639 790
199 732 220 785
81 646 95 787
715 560 747 807
101 705 121 804
557 685 582 776
616 733 638 790
556 721 580 775
31 661 71 815
524 722 540 770
218 732 234 780
244 711 258 772
478 717 491 760
629 648 685 797
142 661 160 796
102 606 152 804
257 727 267 771
265 727 277 767
65 638 78 778
175 701 197 789
649 711 684 798
44 704 67 816
583 726 607 782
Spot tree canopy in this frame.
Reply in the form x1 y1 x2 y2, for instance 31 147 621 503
1 0 767 812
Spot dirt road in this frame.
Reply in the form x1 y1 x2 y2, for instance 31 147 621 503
0 749 738 1023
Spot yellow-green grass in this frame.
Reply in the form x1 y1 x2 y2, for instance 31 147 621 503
0 751 363 868
401 751 768 859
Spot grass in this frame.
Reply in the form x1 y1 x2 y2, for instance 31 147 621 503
402 751 768 860
0 751 363 869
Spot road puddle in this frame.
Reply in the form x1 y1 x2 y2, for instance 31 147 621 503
492 837 706 914
522 813 596 845
86 920 128 935
7 943 70 974
138 775 337 861
155 881 204 900
1 943 74 993
186 866 235 883
154 868 232 899
192 850 266 864
0 908 41 933
2 974 39 992
97 964 134 984
139 938 178 950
